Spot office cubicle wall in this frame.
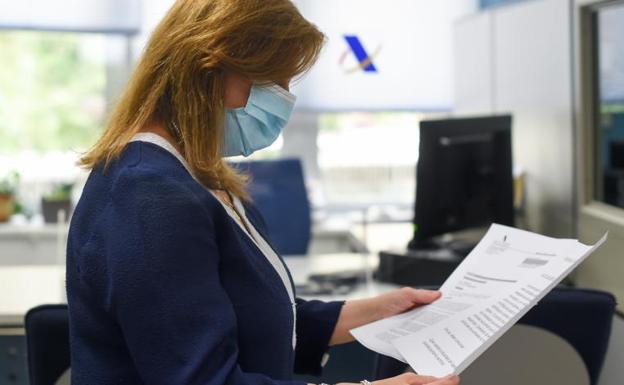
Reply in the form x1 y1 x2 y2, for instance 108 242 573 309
453 0 576 238
455 0 624 312
574 0 624 312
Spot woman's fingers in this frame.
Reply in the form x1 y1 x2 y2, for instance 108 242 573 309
401 373 437 384
427 375 460 385
400 372 460 385
401 287 442 305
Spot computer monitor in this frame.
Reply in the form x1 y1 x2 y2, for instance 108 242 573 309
409 115 514 250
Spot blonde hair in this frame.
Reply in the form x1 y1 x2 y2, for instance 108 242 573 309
80 0 324 200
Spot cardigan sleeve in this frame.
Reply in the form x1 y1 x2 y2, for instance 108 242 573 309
106 168 306 385
294 299 344 375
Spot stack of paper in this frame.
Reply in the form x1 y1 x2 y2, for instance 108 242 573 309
351 224 607 377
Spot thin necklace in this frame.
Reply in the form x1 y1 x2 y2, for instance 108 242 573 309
220 191 255 240
168 120 183 144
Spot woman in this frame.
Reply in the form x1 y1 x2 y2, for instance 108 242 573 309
67 1 460 385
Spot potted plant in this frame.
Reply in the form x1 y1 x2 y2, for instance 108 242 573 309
42 183 74 224
0 171 19 223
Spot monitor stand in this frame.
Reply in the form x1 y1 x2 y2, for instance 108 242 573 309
376 234 480 287
407 237 476 259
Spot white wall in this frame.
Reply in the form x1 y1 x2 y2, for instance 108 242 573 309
292 0 476 111
495 0 575 236
453 11 494 113
454 0 575 237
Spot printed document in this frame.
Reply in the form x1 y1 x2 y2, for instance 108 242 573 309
351 224 607 377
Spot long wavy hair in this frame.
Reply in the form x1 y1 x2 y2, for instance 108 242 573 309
79 0 324 199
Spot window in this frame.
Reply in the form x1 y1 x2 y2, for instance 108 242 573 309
317 112 423 206
0 31 126 217
0 31 107 153
593 3 624 208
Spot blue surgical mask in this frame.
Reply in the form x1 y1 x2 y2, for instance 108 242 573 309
222 83 296 157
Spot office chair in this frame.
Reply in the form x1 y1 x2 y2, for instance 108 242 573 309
232 158 312 256
24 305 70 385
374 288 616 385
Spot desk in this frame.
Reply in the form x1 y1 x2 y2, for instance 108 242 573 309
0 265 65 327
0 223 366 266
0 254 397 327
0 223 68 266
284 253 399 301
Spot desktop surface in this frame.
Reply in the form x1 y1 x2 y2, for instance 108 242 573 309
0 255 399 326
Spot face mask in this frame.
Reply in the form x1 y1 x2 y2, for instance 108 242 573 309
222 83 296 157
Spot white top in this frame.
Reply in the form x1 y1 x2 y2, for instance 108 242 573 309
130 133 297 348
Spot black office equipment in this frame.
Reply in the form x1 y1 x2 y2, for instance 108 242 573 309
378 115 514 287
376 249 461 287
409 115 514 250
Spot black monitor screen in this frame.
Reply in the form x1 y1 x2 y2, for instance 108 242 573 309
412 116 514 247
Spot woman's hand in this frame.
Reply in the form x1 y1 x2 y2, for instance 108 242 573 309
373 373 460 385
370 288 442 320
336 373 460 385
330 288 442 345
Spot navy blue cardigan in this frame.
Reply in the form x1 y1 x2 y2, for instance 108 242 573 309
66 141 344 385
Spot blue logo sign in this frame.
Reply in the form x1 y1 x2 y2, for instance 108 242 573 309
339 35 382 74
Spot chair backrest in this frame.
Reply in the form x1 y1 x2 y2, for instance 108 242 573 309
460 324 590 385
374 288 616 385
519 288 616 385
233 158 311 255
24 305 70 385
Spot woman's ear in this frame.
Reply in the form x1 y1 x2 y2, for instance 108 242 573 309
223 70 252 109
